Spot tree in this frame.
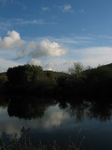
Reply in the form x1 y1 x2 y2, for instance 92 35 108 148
0 74 8 88
68 62 84 78
7 64 44 87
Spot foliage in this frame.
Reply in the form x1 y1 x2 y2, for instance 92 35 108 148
83 65 112 96
0 74 7 88
6 65 58 95
0 62 112 98
7 64 44 86
68 62 84 78
0 127 85 150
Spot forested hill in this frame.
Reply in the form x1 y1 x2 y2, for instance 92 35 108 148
105 63 112 69
0 62 112 78
0 69 67 79
0 63 112 100
0 64 68 96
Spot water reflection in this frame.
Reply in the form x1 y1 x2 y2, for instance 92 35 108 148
0 96 8 108
59 99 112 122
86 101 112 121
0 96 112 149
8 97 57 119
1 96 111 122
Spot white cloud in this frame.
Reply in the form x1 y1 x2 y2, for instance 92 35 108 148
39 58 72 72
76 47 112 67
27 39 67 58
27 58 72 72
43 62 55 71
0 30 25 49
28 59 63 71
0 31 67 60
15 19 45 25
0 58 22 72
1 30 112 72
0 30 67 72
63 4 73 13
28 59 42 66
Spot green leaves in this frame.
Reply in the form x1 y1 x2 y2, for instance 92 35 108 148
0 74 7 88
7 65 44 86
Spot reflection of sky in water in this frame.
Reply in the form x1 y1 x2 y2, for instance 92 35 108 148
0 104 112 149
29 104 70 129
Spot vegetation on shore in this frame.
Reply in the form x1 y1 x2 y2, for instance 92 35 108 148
0 62 112 100
0 127 85 150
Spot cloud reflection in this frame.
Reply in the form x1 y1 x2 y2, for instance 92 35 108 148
0 104 70 139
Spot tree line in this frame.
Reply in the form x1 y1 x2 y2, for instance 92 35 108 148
0 63 112 99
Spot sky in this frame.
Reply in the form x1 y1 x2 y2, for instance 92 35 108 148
0 0 112 72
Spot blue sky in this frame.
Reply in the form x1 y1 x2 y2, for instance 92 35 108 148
0 0 112 72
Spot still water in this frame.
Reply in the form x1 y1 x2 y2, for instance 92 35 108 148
0 96 112 149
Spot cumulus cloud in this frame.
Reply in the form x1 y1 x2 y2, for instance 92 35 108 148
0 30 66 58
41 59 72 72
28 60 56 71
43 62 55 71
27 58 72 72
1 30 112 73
26 39 67 58
0 30 67 72
0 30 25 49
28 59 42 66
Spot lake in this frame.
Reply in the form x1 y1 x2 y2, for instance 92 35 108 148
0 96 112 150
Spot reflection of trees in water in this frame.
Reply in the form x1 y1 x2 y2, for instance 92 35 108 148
0 96 8 108
67 102 85 122
7 96 58 120
0 95 111 121
86 101 112 121
59 98 112 122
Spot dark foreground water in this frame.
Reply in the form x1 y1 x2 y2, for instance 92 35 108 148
0 96 112 150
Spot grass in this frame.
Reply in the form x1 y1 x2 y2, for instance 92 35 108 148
0 127 85 150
